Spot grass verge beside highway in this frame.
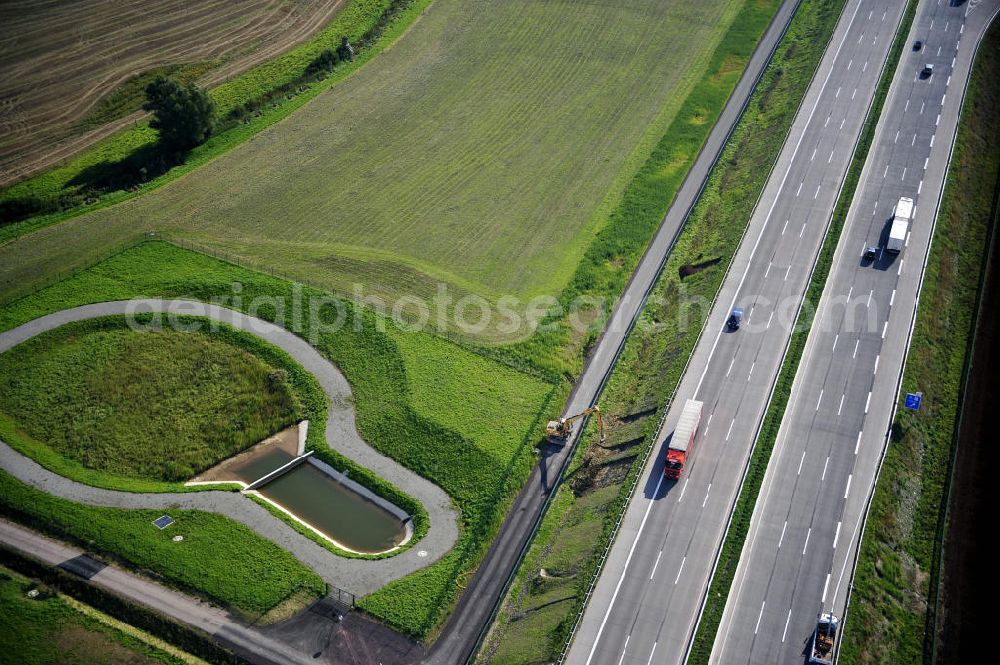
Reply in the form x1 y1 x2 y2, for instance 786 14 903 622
476 0 856 659
0 240 556 638
839 20 1000 664
687 0 919 661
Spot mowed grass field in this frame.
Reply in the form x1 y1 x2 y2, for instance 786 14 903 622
0 317 300 483
0 0 346 184
0 0 747 331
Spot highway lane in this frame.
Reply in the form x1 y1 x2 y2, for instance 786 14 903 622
564 2 912 664
710 0 1000 662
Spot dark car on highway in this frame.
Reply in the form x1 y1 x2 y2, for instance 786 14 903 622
727 307 744 331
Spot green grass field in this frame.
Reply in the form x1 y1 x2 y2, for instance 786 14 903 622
390 329 553 464
0 0 791 640
0 240 556 636
0 0 751 333
0 317 300 483
0 566 187 665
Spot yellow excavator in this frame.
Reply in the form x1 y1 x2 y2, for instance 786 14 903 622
546 406 605 444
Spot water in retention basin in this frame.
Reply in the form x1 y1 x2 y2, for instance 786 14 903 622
228 447 295 483
192 425 298 484
257 461 407 554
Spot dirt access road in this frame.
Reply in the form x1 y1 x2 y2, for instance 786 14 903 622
0 299 458 595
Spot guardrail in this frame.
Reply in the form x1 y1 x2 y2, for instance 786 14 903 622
686 0 915 660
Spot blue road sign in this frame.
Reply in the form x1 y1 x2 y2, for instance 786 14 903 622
904 393 922 411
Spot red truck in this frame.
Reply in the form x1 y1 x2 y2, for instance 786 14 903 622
664 399 702 479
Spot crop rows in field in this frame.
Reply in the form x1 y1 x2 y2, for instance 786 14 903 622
0 0 746 338
0 0 345 184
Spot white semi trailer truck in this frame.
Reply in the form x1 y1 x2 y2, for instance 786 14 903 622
886 196 913 254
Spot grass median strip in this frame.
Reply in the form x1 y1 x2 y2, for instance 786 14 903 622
839 19 1000 665
477 0 858 659
686 0 918 661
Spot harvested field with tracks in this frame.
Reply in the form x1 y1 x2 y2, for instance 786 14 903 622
0 0 345 184
0 0 746 338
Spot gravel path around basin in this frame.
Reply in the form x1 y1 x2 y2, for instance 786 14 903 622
0 299 459 596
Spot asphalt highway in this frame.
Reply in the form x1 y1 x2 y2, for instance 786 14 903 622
710 1 1000 662
564 2 914 664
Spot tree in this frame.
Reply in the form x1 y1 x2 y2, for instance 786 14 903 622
336 37 355 62
143 76 216 151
